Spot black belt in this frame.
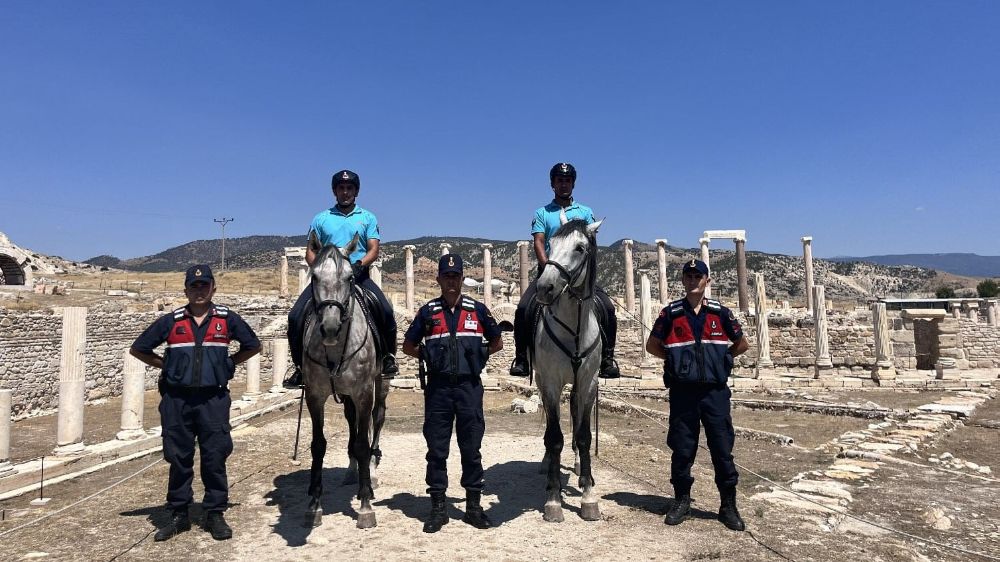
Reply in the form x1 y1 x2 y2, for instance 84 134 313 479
428 372 480 384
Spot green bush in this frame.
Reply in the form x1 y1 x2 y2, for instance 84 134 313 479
977 279 999 298
935 287 956 299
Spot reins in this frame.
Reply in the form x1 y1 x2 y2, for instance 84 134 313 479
540 237 600 378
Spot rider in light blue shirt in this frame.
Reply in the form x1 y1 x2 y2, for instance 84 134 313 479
510 162 620 379
284 169 399 387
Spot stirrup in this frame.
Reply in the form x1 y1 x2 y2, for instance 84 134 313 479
282 368 304 389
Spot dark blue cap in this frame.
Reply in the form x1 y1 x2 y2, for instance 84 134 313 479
184 264 215 287
438 253 463 275
682 259 709 276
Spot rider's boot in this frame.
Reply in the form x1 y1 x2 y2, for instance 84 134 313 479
508 317 530 377
282 366 304 389
509 353 529 377
598 347 620 379
423 492 449 533
381 326 399 379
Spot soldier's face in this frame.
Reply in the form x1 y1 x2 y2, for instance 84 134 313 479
184 280 215 305
550 176 575 200
333 183 358 207
437 272 462 299
682 271 709 297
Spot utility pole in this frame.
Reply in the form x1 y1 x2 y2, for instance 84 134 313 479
214 217 234 271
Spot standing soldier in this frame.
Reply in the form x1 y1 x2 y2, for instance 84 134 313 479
130 265 261 541
645 259 749 531
283 169 399 388
402 254 504 533
509 162 619 379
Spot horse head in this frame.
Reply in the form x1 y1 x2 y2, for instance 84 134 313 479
309 231 359 346
535 214 602 305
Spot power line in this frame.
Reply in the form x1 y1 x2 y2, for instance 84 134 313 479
213 217 234 271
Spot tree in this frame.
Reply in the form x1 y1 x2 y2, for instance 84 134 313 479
935 287 956 299
977 279 999 298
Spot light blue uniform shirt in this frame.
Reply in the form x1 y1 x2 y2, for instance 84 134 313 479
308 205 380 264
531 200 596 254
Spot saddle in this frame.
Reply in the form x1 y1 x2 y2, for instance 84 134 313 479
525 293 609 375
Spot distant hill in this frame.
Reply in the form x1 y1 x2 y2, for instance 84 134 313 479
84 234 961 303
828 253 1000 277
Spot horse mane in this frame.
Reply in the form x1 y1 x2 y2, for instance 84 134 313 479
550 219 599 293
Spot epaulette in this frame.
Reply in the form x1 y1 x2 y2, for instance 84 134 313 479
705 299 722 311
460 296 476 311
172 307 187 320
427 299 443 313
667 299 685 318
213 305 229 317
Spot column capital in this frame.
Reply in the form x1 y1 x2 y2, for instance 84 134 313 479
733 235 746 243
402 244 416 251
699 237 710 246
516 240 531 247
622 239 634 247
801 236 813 244
655 238 668 247
480 243 493 249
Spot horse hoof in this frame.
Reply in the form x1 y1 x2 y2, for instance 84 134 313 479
342 472 358 486
543 504 564 523
356 511 377 529
304 509 323 528
581 502 601 521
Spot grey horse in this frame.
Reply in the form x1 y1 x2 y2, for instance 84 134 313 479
301 233 389 529
532 211 604 522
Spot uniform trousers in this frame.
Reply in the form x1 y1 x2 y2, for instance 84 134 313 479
159 386 233 512
667 383 739 495
423 376 485 494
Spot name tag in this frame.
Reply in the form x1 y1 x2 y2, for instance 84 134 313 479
464 319 478 330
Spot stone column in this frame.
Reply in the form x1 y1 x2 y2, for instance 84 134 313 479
279 255 289 297
753 273 772 372
639 273 654 365
0 389 16 477
55 306 87 455
517 240 531 296
370 263 382 289
270 338 288 393
735 236 749 313
870 302 896 383
699 237 711 299
298 261 309 295
440 243 451 256
481 243 493 308
243 354 261 400
988 301 998 327
802 236 814 312
117 351 146 440
812 286 833 378
966 302 979 323
403 245 416 315
655 239 669 304
622 239 636 314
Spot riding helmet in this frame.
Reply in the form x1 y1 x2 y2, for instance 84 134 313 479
549 162 576 181
331 169 361 191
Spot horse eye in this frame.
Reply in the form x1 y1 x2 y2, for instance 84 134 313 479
575 245 585 253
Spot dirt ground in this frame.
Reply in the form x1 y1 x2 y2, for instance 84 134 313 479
1 388 997 562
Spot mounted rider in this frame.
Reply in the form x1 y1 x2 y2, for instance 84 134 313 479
284 169 398 388
509 162 620 379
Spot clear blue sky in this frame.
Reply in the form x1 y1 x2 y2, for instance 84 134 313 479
2 1 998 261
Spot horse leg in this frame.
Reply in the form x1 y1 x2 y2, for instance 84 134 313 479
368 376 390 490
575 389 600 521
341 397 359 486
569 386 581 476
542 399 565 523
351 393 377 529
304 390 328 528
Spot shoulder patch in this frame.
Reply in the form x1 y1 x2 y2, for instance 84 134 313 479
172 307 186 320
461 296 476 311
213 305 229 317
706 299 722 310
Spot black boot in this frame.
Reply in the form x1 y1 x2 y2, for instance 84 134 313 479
462 490 492 529
282 367 304 389
423 492 448 533
154 509 191 542
718 487 746 531
204 511 233 540
381 355 399 378
598 348 620 379
664 494 691 525
509 354 529 377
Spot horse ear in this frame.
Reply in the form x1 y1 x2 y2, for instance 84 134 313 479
559 207 568 225
586 219 603 236
308 230 322 254
344 233 360 257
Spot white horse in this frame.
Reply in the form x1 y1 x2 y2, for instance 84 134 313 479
301 233 389 529
532 211 603 522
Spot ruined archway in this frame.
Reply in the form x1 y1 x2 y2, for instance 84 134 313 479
0 253 26 285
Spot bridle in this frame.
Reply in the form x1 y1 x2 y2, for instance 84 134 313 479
307 251 367 377
539 233 600 377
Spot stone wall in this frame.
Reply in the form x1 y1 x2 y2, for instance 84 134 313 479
959 318 1000 368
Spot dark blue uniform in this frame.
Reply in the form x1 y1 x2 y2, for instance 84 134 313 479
405 295 500 494
650 298 743 496
132 304 260 513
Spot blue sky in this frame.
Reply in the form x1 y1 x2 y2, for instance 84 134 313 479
2 1 998 261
